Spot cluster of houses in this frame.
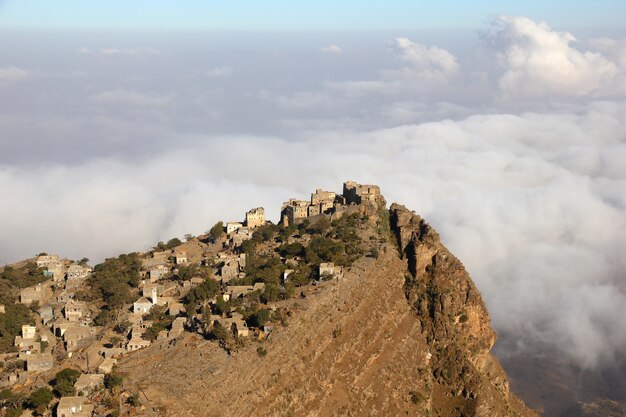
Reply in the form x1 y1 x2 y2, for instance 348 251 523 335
6 256 98 382
1 180 379 412
55 367 116 416
20 256 92 306
280 181 381 226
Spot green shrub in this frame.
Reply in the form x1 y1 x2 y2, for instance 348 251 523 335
89 253 141 309
52 368 81 397
278 242 305 258
209 221 225 241
209 323 230 342
27 387 53 410
248 309 270 328
0 304 33 353
0 263 48 289
165 238 182 249
104 372 123 390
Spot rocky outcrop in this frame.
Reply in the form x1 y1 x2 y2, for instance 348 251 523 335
390 202 537 417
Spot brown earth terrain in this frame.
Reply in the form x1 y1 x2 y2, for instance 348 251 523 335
119 204 538 417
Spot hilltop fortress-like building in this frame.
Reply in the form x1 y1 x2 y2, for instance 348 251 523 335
280 181 382 226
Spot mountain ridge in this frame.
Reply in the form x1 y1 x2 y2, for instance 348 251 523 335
1 184 538 417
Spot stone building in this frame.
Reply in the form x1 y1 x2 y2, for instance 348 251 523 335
342 180 381 205
26 353 54 371
74 373 105 396
174 252 188 264
57 396 94 417
226 222 243 234
20 284 46 305
97 358 117 374
127 336 151 352
141 251 171 269
220 261 239 281
133 297 153 314
21 324 37 340
224 283 266 301
281 199 309 226
66 263 91 282
142 283 165 299
319 262 344 279
219 253 246 281
229 227 253 248
148 265 169 282
211 314 250 337
245 207 265 228
311 189 336 213
36 254 60 268
281 188 342 226
38 305 54 324
64 326 96 351
15 325 41 355
63 300 87 322
168 302 184 316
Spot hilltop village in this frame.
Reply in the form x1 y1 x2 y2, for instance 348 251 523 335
0 181 386 417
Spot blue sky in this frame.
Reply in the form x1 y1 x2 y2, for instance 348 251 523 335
0 0 624 31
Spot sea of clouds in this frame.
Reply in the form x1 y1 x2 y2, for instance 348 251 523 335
1 16 625 369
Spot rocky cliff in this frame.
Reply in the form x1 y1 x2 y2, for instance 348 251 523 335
390 203 536 417
119 203 537 417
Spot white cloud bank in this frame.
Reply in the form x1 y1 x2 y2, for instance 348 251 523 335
485 15 622 98
391 37 459 77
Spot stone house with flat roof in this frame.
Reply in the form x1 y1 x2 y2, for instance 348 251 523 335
127 336 151 352
174 252 188 264
36 254 60 268
20 284 47 305
97 357 117 374
64 326 96 351
26 353 54 372
133 297 153 314
148 265 169 282
319 262 344 279
66 264 91 285
226 222 243 234
64 300 87 322
57 396 94 417
74 373 105 396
